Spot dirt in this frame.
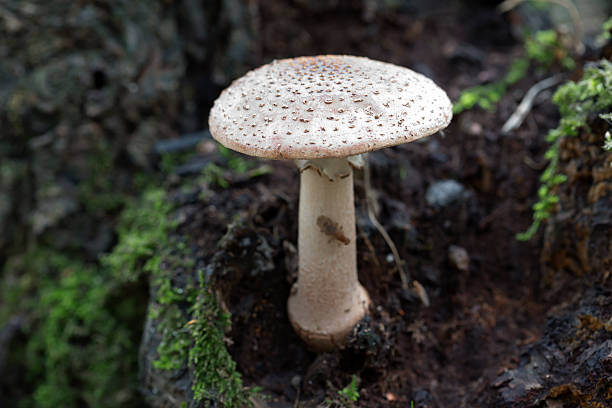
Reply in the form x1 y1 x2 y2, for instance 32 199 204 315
483 285 612 408
148 4 576 407
217 130 551 407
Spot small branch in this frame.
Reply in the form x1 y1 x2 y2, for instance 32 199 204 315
363 157 410 291
502 75 563 134
357 222 382 269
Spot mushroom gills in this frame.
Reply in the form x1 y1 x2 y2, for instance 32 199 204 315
295 154 364 181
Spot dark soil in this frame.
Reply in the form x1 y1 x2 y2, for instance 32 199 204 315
154 4 572 407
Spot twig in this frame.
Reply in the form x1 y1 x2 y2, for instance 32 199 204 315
363 157 410 290
357 222 381 268
293 387 300 408
502 74 563 134
498 0 584 54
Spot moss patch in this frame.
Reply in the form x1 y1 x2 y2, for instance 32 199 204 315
189 286 251 405
453 29 573 115
518 59 612 240
104 187 254 406
102 188 173 282
0 248 147 408
0 185 253 407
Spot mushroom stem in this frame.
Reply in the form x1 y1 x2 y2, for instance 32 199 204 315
288 159 370 351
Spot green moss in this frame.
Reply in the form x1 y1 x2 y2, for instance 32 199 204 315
189 286 251 406
149 243 198 374
160 151 196 174
102 188 173 282
0 248 146 408
453 30 573 115
525 30 574 70
2 172 253 407
0 187 174 407
218 145 251 173
147 243 255 407
202 162 231 188
202 145 254 188
597 16 612 44
453 58 529 114
102 186 253 406
603 127 612 159
518 59 612 240
201 146 271 189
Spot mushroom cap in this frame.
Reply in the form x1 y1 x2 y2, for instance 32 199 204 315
209 55 452 160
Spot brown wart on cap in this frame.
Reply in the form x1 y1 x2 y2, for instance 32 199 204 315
209 55 452 351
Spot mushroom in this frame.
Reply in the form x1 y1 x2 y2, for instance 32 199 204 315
209 55 452 351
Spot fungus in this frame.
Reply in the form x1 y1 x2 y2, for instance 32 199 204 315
209 55 452 351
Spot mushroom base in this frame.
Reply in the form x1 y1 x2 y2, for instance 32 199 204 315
288 283 370 352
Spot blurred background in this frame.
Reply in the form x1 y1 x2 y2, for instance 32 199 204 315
1 1 611 407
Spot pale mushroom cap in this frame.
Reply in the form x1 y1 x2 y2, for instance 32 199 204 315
209 55 452 160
